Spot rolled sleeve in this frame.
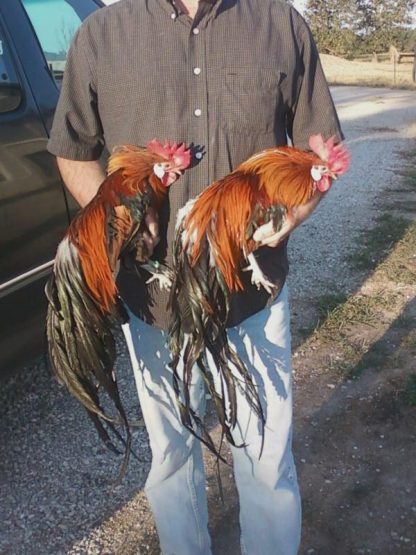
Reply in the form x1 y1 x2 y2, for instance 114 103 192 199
288 19 344 149
47 22 104 161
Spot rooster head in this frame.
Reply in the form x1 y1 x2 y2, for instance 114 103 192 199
147 139 191 187
309 134 350 192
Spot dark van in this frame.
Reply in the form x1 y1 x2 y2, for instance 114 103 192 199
0 0 103 375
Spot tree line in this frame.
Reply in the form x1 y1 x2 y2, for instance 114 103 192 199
295 0 416 58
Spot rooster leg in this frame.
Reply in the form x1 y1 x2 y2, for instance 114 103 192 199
141 260 174 290
243 252 276 294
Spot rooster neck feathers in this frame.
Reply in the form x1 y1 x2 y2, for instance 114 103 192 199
239 146 320 207
107 145 168 204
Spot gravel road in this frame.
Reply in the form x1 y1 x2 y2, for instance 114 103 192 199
1 86 416 555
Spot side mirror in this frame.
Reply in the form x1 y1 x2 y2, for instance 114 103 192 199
0 81 22 113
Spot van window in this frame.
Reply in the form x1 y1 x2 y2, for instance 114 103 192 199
0 29 22 113
21 0 98 83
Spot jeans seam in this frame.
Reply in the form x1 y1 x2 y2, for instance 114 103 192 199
186 449 205 551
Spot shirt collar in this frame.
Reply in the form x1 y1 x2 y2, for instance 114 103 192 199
166 0 222 28
167 0 219 13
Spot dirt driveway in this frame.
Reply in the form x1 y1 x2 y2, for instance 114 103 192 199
1 86 415 555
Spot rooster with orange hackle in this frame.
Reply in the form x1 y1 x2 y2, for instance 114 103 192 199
168 134 350 457
45 139 190 476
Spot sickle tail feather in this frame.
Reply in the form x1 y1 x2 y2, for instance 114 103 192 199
45 237 131 464
168 221 265 460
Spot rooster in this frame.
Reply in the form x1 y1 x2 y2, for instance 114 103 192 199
168 135 350 457
45 140 191 475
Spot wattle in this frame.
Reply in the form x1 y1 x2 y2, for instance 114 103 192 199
317 176 331 192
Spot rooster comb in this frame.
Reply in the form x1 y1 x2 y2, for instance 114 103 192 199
146 139 191 170
309 134 350 176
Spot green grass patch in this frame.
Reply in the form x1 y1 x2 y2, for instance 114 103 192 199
318 292 391 339
378 220 416 284
348 213 410 272
314 291 400 377
317 293 349 320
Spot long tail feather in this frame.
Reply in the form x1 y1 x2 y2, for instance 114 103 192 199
168 221 265 460
46 238 130 459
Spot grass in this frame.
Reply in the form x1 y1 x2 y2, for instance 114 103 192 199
404 375 416 407
317 293 348 320
317 292 391 341
321 55 416 90
314 292 395 378
347 213 410 272
378 220 416 284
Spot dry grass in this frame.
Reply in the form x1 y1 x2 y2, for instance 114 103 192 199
320 53 416 89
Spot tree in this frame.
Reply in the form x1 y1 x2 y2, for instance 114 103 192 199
305 0 416 56
356 0 415 52
305 0 360 56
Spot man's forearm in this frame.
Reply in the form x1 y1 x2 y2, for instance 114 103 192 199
57 157 106 208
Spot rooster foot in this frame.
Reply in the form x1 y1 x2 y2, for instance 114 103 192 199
146 272 172 290
243 253 275 295
141 261 173 291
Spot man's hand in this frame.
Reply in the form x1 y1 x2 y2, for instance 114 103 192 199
253 191 326 248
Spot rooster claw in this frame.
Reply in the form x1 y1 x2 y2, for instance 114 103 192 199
141 261 173 291
146 273 172 290
243 253 275 294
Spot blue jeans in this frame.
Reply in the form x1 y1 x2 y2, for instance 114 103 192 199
122 285 301 555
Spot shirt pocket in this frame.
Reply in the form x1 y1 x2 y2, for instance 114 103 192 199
219 67 285 135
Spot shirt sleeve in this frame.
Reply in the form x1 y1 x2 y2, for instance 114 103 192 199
287 18 344 150
47 21 104 161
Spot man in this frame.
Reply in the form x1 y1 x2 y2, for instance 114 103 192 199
48 1 343 553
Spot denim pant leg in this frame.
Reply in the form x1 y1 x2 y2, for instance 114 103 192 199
227 285 302 555
122 318 212 555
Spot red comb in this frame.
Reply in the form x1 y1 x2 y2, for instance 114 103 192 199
146 139 191 170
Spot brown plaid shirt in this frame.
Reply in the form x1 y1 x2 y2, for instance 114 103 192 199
48 0 343 329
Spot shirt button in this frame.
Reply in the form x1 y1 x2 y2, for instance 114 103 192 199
193 67 201 75
171 12 176 19
192 27 200 35
194 108 202 117
195 152 203 160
